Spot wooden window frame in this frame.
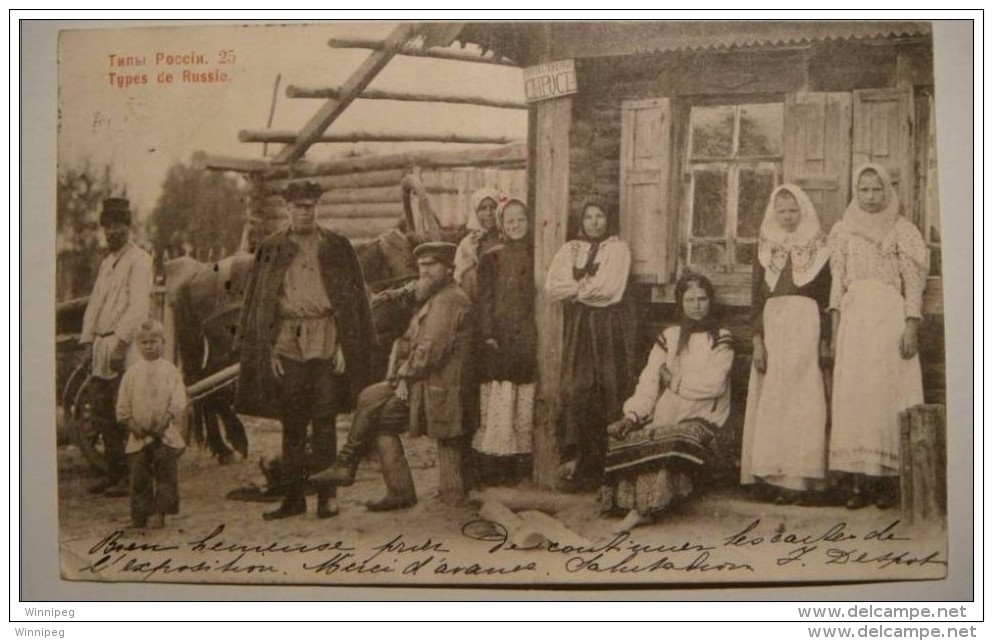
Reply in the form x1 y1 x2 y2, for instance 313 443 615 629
683 98 786 275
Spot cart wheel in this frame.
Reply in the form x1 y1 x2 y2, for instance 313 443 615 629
69 373 109 474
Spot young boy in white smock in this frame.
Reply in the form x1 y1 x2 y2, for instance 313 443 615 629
115 319 187 528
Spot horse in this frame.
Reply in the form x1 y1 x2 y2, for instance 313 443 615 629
166 253 253 463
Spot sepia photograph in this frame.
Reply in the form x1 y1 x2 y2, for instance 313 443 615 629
45 18 962 590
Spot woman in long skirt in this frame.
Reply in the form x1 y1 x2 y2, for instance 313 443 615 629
828 163 928 509
472 198 537 484
602 272 734 532
545 195 634 491
740 184 832 504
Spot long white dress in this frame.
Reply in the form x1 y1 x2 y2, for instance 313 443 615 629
740 184 832 492
828 216 927 477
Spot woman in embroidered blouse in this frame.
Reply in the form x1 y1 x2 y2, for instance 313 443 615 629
545 195 634 491
740 185 832 505
602 272 734 532
472 198 537 484
828 163 928 510
454 187 502 301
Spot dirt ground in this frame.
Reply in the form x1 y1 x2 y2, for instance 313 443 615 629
57 414 949 587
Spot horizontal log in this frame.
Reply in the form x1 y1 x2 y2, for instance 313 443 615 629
265 169 406 193
198 142 526 178
303 142 527 177
327 36 518 67
286 85 527 109
240 129 516 145
317 203 406 219
318 218 400 239
192 151 270 174
263 186 402 205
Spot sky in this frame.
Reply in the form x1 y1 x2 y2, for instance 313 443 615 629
58 22 528 218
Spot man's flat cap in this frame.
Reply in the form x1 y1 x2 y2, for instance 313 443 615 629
413 241 458 267
283 180 324 202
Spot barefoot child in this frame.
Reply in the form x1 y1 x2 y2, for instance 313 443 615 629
116 319 187 528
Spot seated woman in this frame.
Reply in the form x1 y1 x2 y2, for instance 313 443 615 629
602 272 734 533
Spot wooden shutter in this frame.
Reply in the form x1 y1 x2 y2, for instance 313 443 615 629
620 98 673 283
853 88 916 226
784 92 853 232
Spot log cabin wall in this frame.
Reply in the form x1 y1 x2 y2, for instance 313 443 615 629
256 165 527 243
562 38 943 476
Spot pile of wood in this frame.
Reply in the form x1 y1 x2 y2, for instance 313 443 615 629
477 500 591 550
899 404 947 525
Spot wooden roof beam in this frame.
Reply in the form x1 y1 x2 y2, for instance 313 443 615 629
273 23 420 164
240 129 518 145
195 142 526 179
327 36 518 67
286 85 527 110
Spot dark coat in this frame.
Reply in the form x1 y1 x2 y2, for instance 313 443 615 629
477 239 537 383
392 282 473 440
235 227 376 419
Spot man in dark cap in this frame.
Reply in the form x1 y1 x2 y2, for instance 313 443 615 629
236 180 376 520
310 241 473 511
80 198 154 496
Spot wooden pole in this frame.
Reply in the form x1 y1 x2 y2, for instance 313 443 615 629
531 97 572 488
265 169 406 193
198 142 526 178
327 36 518 67
436 437 467 505
241 129 517 145
274 24 420 164
286 85 527 110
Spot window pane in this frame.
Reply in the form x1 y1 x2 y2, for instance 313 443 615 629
737 166 777 238
689 241 726 269
691 106 734 158
692 167 728 237
739 103 784 157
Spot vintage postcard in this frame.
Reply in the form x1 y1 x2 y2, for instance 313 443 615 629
53 20 956 587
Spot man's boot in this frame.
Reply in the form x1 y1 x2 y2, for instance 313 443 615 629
365 434 416 512
263 482 306 520
310 440 361 487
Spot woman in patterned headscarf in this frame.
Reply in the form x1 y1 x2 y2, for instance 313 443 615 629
740 184 832 505
827 164 928 510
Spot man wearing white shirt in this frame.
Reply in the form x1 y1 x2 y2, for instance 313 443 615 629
79 198 154 497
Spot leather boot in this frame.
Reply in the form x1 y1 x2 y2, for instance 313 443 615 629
365 434 416 512
263 493 306 520
310 444 360 487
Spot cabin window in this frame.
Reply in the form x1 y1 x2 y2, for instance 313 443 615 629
686 102 784 272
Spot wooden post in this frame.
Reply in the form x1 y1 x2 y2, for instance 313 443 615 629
900 404 947 525
531 96 572 488
436 437 466 504
286 85 528 110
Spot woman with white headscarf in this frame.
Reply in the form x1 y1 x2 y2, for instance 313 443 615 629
828 163 928 510
740 184 832 505
454 187 502 300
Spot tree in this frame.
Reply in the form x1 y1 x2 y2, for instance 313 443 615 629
56 160 128 251
149 163 248 258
